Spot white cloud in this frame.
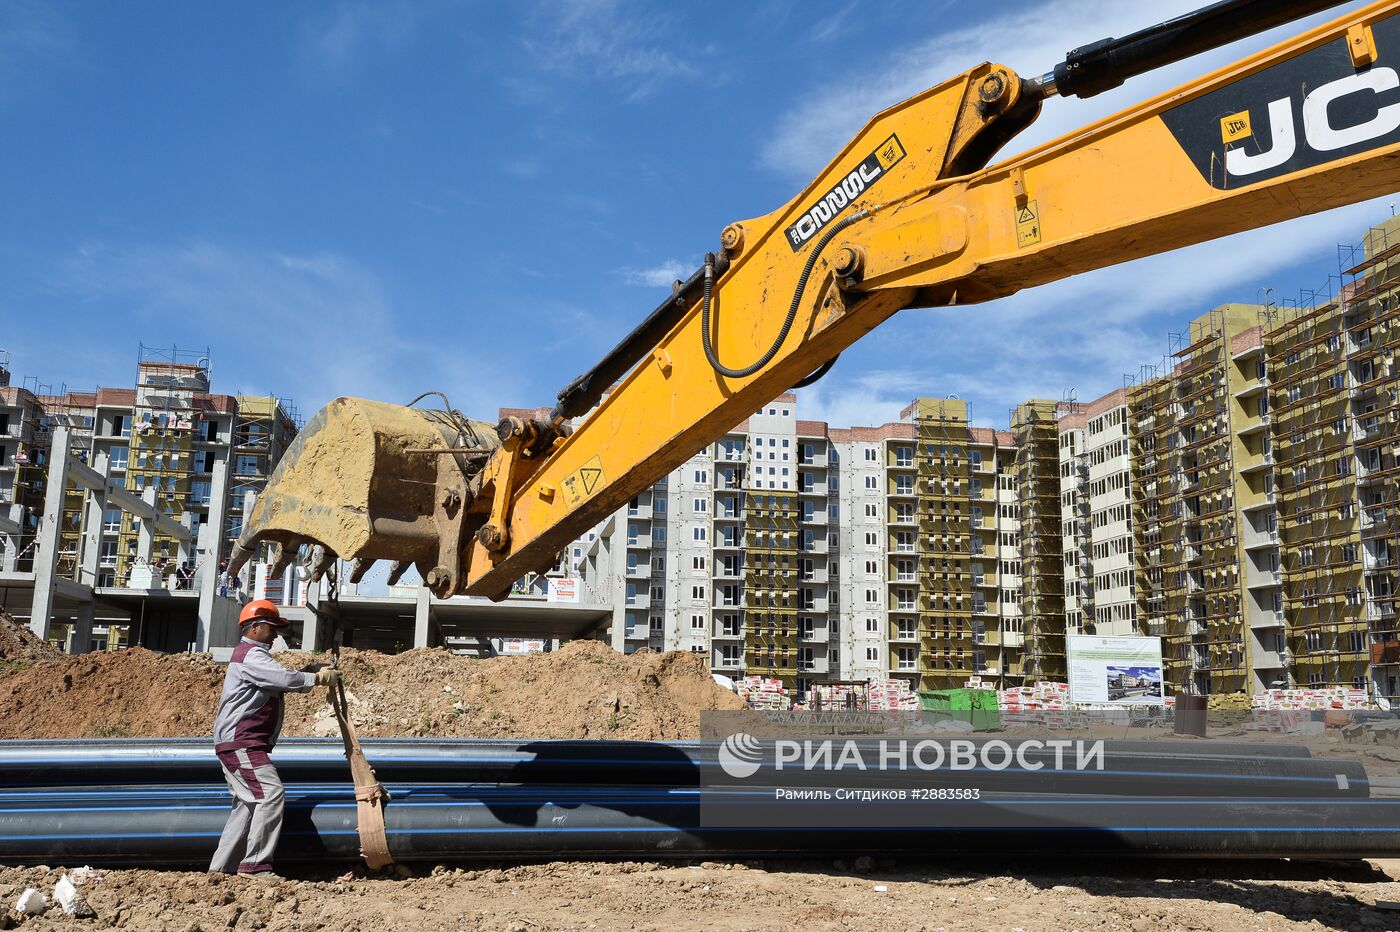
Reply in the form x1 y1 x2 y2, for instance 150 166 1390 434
797 369 928 429
302 2 425 83
60 239 528 419
811 2 861 44
616 259 690 287
524 0 700 99
0 0 76 100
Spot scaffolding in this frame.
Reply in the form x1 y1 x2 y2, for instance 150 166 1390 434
1336 220 1400 700
1011 399 1065 683
912 398 977 690
1058 394 1094 637
120 344 212 589
743 489 799 687
1267 269 1368 691
229 394 300 558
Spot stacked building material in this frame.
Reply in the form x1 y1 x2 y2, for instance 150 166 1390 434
998 681 1070 713
738 676 790 710
1252 687 1372 711
865 678 920 711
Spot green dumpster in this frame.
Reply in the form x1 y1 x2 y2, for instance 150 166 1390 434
918 688 1001 731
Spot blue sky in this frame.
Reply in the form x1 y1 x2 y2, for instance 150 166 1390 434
1 0 1392 430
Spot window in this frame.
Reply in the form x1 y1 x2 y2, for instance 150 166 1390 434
108 446 129 470
864 448 877 462
864 475 878 490
693 497 707 513
693 527 706 541
234 455 259 476
865 503 878 517
694 469 708 483
865 588 878 604
691 585 705 600
691 613 705 630
866 647 879 662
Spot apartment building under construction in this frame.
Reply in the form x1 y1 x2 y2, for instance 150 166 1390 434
581 394 1029 693
0 346 297 609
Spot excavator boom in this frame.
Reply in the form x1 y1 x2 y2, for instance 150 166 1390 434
231 0 1400 601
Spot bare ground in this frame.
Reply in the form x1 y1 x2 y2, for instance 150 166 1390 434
4 858 1400 931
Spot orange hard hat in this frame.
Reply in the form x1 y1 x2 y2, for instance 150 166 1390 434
239 599 288 628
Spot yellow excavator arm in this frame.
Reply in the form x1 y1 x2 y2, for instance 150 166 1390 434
230 0 1400 601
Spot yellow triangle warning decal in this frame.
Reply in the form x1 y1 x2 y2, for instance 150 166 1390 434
1017 205 1036 223
561 455 607 507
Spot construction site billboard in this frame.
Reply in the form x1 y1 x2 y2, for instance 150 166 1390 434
1066 635 1165 705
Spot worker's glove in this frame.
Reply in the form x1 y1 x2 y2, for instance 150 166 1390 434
315 668 343 688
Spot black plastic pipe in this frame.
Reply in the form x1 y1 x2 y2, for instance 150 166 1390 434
1 783 1398 867
0 739 1357 798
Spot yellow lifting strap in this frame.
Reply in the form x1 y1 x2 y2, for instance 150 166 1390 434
326 677 394 869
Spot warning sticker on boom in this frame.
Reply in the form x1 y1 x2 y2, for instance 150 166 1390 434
562 456 605 507
1015 200 1041 248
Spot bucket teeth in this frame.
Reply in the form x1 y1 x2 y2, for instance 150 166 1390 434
306 544 337 584
268 544 296 581
348 558 375 585
386 561 411 587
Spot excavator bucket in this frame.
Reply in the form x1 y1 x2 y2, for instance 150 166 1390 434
227 397 499 589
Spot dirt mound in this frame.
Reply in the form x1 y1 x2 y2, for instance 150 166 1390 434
0 640 744 741
0 610 60 666
280 640 745 741
0 648 223 739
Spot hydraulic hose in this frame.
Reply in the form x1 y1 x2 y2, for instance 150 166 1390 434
702 210 869 379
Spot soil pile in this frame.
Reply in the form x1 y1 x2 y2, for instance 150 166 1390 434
0 640 744 741
0 610 59 665
0 648 223 739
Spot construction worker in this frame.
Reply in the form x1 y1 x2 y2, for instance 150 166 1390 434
209 599 340 878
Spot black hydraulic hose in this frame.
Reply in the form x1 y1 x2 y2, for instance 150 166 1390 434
791 354 840 390
1044 0 1354 99
550 254 730 424
702 210 869 380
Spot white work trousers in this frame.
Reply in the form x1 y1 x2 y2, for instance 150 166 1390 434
209 747 286 874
